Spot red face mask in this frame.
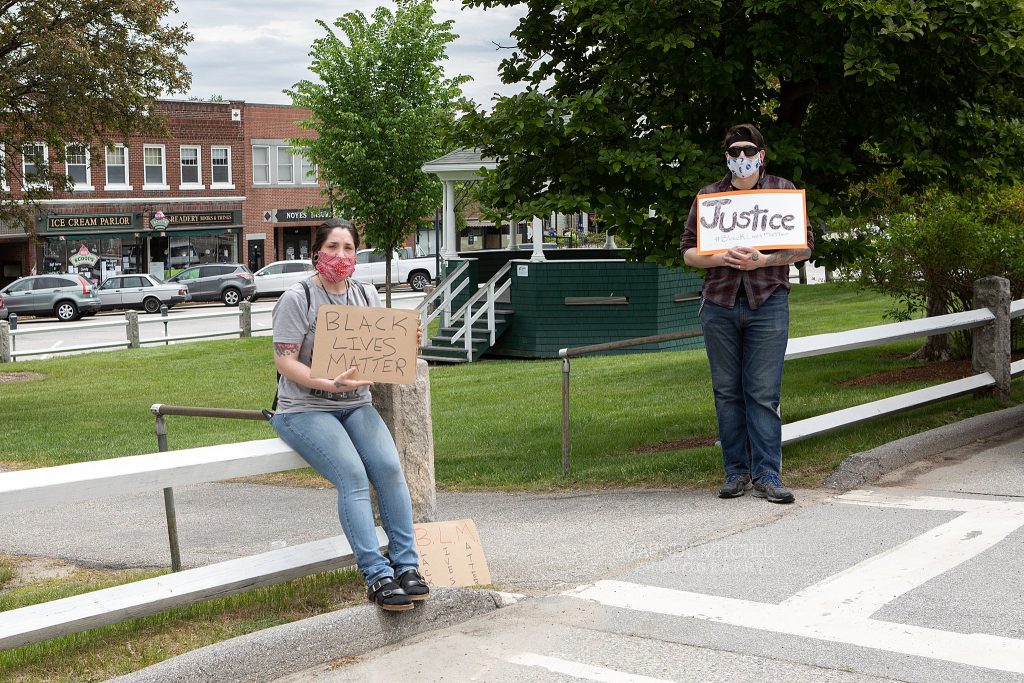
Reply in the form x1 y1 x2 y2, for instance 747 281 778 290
316 251 356 283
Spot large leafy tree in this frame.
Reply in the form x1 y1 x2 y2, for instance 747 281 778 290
288 0 468 307
0 0 192 228
458 0 1024 267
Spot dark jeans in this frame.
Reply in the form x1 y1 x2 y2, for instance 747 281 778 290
699 290 789 481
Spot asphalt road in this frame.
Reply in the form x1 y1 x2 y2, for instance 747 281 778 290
5 290 425 361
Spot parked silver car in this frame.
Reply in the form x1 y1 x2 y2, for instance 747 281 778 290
0 274 102 321
97 274 190 314
251 259 313 300
166 263 256 306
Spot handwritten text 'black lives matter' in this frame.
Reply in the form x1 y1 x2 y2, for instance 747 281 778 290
322 310 411 379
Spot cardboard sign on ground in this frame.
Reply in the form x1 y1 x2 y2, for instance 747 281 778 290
310 305 419 385
696 188 808 255
413 519 491 588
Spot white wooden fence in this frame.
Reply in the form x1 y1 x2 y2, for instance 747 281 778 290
0 303 266 362
559 277 1023 470
0 438 385 651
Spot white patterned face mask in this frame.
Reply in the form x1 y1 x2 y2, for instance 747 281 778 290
727 152 762 179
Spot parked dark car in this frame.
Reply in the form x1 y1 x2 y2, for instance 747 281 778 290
166 264 255 306
97 274 189 314
0 274 102 321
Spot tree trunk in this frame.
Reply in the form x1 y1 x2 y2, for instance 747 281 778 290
385 256 392 308
909 292 953 361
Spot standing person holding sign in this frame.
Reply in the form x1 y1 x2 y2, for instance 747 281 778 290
679 124 813 504
270 219 428 611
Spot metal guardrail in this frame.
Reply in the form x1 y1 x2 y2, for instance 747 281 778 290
558 329 706 473
0 303 267 362
558 290 1024 475
150 403 270 571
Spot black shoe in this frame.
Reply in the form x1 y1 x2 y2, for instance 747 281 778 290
718 473 752 498
752 474 795 504
397 569 430 601
367 577 414 611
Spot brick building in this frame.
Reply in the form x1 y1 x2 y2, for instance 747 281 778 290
0 100 328 287
241 103 327 270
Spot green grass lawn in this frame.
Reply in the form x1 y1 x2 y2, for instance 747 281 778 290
0 557 364 683
0 282 1018 490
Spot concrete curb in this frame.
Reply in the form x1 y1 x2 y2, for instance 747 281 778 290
823 403 1024 490
108 587 517 683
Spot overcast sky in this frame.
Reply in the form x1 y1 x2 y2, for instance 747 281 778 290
173 0 526 109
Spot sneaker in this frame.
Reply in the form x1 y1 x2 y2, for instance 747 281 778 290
718 473 752 498
367 577 414 611
752 474 795 504
397 568 430 601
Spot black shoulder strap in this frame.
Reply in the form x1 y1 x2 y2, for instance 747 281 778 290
301 279 312 311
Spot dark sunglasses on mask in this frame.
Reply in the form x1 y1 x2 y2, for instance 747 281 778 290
727 145 761 158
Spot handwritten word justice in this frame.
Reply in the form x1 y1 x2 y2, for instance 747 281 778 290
699 198 797 233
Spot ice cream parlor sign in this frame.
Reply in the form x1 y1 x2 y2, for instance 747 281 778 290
695 189 808 255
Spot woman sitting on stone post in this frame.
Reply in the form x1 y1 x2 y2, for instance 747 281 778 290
269 219 428 611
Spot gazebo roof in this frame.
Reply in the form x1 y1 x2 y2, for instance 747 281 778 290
421 148 497 180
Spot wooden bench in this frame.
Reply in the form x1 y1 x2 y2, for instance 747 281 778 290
0 438 386 651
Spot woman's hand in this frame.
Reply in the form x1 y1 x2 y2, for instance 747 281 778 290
722 246 763 270
416 324 424 346
326 367 373 393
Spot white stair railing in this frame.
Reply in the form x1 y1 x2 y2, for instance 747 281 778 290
449 262 513 361
416 260 471 347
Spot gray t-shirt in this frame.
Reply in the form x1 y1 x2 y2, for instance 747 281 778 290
272 277 382 414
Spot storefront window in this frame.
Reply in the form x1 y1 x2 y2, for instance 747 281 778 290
43 236 142 283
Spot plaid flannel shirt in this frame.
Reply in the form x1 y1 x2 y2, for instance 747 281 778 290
679 172 813 310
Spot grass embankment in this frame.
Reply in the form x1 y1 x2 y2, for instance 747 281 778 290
1 283 1018 489
0 556 364 683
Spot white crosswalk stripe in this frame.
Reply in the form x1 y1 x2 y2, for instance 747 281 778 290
505 653 676 683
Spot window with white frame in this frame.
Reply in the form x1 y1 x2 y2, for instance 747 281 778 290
179 145 202 187
300 155 317 184
277 146 294 183
143 145 167 188
0 144 7 191
22 143 48 187
105 144 130 188
211 146 232 186
65 143 92 190
252 145 270 184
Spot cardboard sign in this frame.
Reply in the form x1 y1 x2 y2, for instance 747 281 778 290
414 519 491 588
310 305 419 384
695 189 808 255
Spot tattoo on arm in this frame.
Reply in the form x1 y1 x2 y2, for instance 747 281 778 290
765 248 812 266
273 342 300 357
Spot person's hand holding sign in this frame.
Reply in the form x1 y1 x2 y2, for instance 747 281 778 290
329 367 373 393
722 246 764 270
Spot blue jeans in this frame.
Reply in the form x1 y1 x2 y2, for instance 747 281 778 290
699 290 789 481
271 405 419 585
